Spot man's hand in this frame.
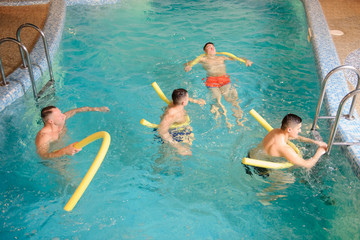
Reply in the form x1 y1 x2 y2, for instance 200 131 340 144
316 141 328 148
95 106 110 112
316 146 327 156
196 99 206 107
245 60 253 67
64 142 82 156
190 98 206 107
184 65 192 72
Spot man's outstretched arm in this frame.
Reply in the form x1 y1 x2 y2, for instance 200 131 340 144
280 145 327 169
184 55 205 72
189 97 206 106
64 106 110 120
296 135 328 148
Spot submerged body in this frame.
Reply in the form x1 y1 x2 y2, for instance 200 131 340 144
157 89 205 156
35 106 110 159
250 114 327 169
185 42 253 129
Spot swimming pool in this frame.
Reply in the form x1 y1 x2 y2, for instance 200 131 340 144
1 0 360 238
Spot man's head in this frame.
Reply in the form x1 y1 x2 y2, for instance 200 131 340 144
203 42 216 55
172 88 189 106
41 106 66 125
281 114 302 137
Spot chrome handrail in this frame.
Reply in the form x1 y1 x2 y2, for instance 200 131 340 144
327 89 360 153
16 23 54 82
0 38 38 99
311 65 360 131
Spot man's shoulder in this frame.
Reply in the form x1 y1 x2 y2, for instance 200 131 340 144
35 127 53 143
37 126 51 135
165 107 179 117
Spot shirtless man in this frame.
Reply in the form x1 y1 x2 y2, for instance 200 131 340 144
253 113 328 169
35 106 110 159
184 42 253 129
158 88 205 156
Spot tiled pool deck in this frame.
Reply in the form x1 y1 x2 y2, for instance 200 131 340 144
1 0 359 175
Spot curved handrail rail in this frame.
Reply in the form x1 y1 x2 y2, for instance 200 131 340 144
64 131 111 212
312 65 360 130
16 23 54 82
0 38 37 98
327 89 360 153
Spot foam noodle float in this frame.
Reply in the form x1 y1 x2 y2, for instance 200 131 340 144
243 158 294 170
249 109 300 154
242 109 299 169
152 82 170 105
64 131 111 212
188 52 246 67
140 82 190 129
140 115 190 129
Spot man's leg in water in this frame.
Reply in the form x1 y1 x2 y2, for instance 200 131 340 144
221 84 247 126
209 87 233 129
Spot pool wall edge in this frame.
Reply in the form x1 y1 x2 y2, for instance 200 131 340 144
0 0 66 111
302 0 360 177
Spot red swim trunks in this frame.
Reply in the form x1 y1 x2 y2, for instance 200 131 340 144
204 75 231 88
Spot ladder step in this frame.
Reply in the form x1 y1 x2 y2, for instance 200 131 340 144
318 116 335 119
37 79 54 98
333 142 360 146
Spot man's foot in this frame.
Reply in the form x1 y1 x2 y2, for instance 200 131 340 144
210 105 221 120
226 120 233 130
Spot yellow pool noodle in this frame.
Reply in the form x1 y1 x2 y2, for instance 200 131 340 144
249 109 273 132
188 54 205 67
151 82 170 105
249 109 300 154
64 131 111 212
243 109 302 169
140 119 158 128
141 83 190 129
217 52 247 63
140 115 190 129
243 158 294 170
188 52 246 67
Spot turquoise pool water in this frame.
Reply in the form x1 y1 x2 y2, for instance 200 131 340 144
1 0 360 238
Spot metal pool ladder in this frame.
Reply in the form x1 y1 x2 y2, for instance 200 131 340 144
311 65 360 154
0 23 54 99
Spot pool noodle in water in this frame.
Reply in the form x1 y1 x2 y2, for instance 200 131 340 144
140 82 190 129
249 109 300 154
64 131 111 212
151 82 170 105
243 158 294 169
188 52 246 67
243 109 298 169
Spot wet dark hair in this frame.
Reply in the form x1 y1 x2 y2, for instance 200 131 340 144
281 114 302 130
203 42 214 51
41 106 56 122
172 88 188 105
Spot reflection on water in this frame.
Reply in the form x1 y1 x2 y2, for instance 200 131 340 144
40 158 78 196
256 169 295 206
152 144 185 177
244 163 295 205
245 142 337 206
